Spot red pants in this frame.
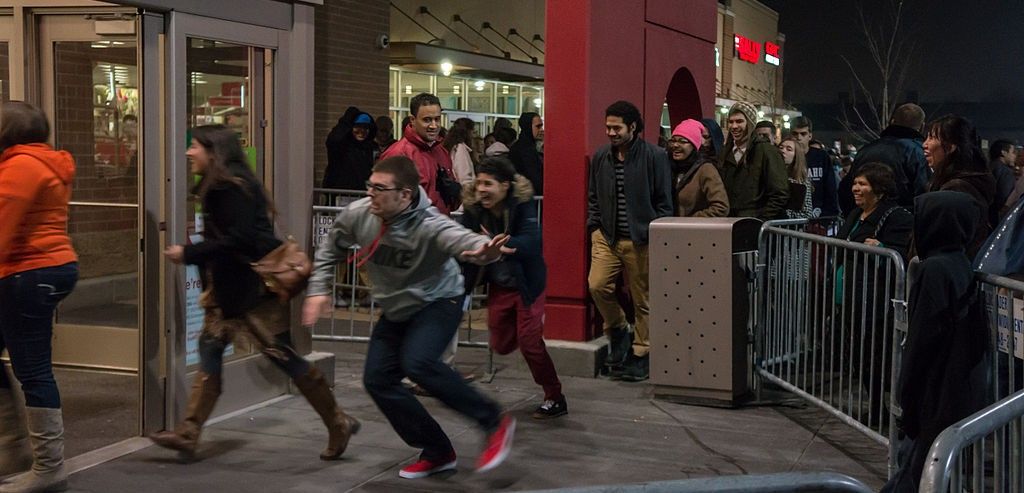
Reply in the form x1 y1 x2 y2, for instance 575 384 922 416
487 286 563 401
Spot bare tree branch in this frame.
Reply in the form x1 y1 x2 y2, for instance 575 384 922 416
837 0 918 140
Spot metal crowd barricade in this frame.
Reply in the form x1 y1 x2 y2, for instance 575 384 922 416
754 219 906 452
523 472 874 493
920 389 1024 493
917 272 1024 493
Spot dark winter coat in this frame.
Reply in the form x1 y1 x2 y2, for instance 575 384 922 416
184 163 282 319
806 147 840 216
840 125 929 214
898 191 989 442
323 107 378 191
460 175 546 305
587 137 674 246
931 169 997 260
836 199 914 261
717 134 789 220
991 161 1015 222
509 112 544 195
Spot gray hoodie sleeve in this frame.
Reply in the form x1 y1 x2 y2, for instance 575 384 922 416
425 213 492 264
307 209 358 297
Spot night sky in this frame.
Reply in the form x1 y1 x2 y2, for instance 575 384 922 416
762 0 1024 105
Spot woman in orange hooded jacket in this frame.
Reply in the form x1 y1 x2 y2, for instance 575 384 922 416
0 101 79 493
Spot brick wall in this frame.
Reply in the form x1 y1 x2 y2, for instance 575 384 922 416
54 43 139 279
313 0 391 187
721 13 734 99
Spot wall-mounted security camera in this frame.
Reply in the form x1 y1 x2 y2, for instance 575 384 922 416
376 34 390 49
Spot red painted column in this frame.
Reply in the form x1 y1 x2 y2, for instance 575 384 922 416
542 0 592 341
543 0 717 342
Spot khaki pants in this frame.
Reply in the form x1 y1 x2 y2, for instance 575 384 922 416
588 230 650 357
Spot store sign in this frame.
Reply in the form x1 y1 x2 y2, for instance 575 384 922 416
734 34 761 64
765 42 781 66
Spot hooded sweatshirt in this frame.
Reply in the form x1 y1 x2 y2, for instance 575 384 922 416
509 113 544 195
308 187 490 322
380 125 455 215
323 107 379 191
0 143 78 278
899 191 988 442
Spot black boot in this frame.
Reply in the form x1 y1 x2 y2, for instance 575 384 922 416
610 352 649 382
604 326 632 368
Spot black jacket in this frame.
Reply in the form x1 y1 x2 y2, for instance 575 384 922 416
806 147 840 216
840 125 930 214
932 170 996 260
717 135 789 220
323 107 378 190
460 175 545 305
898 191 988 442
184 163 282 318
587 137 674 246
509 113 544 195
836 199 913 261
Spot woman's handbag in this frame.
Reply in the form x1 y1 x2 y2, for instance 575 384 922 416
435 163 463 210
250 236 312 301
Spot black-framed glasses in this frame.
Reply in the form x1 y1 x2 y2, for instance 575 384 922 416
365 181 404 193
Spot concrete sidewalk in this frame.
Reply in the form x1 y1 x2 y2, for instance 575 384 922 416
63 351 888 492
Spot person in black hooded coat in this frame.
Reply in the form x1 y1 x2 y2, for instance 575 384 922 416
509 112 544 195
323 106 378 191
882 191 990 493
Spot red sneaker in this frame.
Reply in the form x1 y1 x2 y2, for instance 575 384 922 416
475 415 516 473
399 452 457 479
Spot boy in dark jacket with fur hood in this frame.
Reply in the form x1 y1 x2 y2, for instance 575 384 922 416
461 157 566 419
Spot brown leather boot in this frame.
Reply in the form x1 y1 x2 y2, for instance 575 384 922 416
293 367 360 460
148 372 221 458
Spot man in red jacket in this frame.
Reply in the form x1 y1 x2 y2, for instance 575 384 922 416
380 93 457 215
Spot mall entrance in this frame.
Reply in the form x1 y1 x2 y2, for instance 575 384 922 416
0 0 316 463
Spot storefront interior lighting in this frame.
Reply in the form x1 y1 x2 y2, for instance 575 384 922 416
453 85 460 95
782 114 790 122
757 111 765 119
474 80 485 91
502 85 509 95
783 122 791 129
405 85 412 95
440 60 453 77
719 106 729 115
533 97 542 108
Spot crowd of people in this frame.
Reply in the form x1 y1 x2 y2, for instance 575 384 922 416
2 87 1023 492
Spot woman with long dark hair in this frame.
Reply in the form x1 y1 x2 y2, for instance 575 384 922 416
0 101 79 492
924 115 996 259
443 118 477 185
152 125 359 461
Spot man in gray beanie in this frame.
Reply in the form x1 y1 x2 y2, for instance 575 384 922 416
717 101 788 220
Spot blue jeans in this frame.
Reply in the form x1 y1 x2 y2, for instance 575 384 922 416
363 296 502 461
0 263 79 408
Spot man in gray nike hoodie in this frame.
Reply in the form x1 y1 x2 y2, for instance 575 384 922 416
302 156 516 478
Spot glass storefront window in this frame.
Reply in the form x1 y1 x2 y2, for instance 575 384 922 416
53 38 140 325
521 85 542 114
398 71 431 110
185 38 269 367
436 76 464 112
467 80 494 113
389 69 398 108
496 84 520 115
